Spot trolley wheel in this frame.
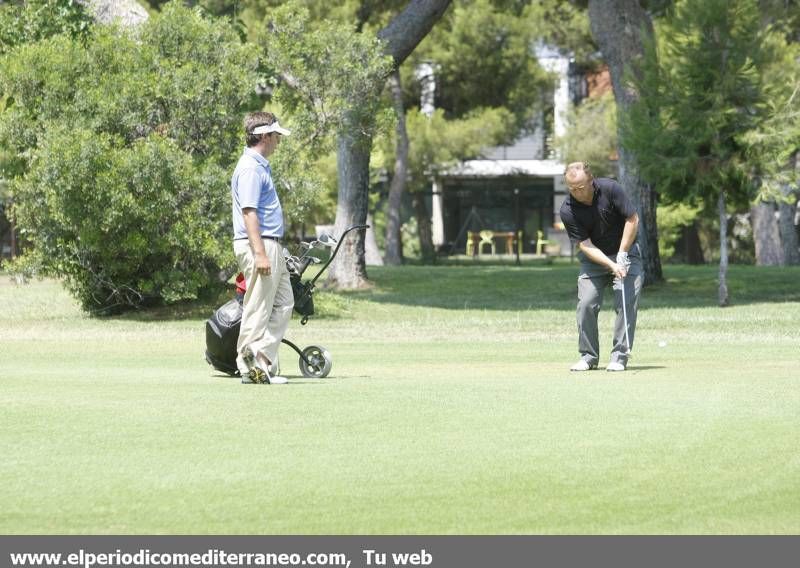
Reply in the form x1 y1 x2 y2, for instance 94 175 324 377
299 345 332 378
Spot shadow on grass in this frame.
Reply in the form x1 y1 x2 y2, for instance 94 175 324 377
114 263 800 321
117 295 230 322
341 263 800 312
116 288 347 323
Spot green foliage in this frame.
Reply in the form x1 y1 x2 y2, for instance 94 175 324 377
759 0 800 43
656 202 702 259
226 0 408 40
0 2 258 313
261 2 394 141
256 1 398 234
556 91 618 178
0 0 92 54
524 0 595 63
14 128 230 311
739 33 800 202
0 0 92 220
411 0 556 126
624 0 775 211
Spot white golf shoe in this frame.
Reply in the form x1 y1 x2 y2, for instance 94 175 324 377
570 359 597 371
606 361 626 372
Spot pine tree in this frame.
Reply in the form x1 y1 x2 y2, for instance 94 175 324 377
625 0 775 306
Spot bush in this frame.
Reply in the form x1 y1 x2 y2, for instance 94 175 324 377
15 128 230 312
0 0 92 54
0 2 259 313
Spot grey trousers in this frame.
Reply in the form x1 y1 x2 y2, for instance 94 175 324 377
576 244 643 366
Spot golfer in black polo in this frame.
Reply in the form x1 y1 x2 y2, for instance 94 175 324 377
559 162 643 372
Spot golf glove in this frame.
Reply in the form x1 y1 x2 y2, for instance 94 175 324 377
616 251 631 270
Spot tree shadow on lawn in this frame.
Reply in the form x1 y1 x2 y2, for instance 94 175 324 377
118 288 347 323
340 263 800 312
114 263 800 322
118 296 228 322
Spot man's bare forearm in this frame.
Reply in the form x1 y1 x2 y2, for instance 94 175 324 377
242 209 266 256
579 240 615 270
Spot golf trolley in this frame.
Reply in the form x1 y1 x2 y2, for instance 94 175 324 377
204 225 368 379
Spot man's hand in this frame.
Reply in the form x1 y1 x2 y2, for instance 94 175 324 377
610 262 628 280
254 251 272 276
616 251 631 271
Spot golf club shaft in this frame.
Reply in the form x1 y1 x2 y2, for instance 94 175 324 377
621 276 631 354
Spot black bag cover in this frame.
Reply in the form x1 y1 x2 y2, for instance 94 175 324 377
204 297 243 376
291 275 315 318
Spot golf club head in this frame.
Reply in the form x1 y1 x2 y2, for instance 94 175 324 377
285 255 302 275
318 234 337 248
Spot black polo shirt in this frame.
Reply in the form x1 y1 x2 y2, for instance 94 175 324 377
559 177 637 256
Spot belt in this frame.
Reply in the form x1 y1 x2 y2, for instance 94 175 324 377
234 235 283 242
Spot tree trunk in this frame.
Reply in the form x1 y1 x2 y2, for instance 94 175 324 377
673 221 705 264
377 0 453 68
685 221 705 264
777 151 800 265
588 0 663 285
413 192 435 262
327 126 372 289
329 0 451 289
364 213 384 266
718 192 729 307
77 0 148 26
384 70 409 266
751 200 783 265
9 206 17 259
778 185 800 265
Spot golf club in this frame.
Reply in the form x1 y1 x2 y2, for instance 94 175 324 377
619 274 631 356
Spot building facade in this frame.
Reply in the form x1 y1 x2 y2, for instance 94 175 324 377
429 46 604 257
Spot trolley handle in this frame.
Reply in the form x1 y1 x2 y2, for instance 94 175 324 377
308 224 369 287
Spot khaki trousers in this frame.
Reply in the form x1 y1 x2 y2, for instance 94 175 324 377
234 238 294 372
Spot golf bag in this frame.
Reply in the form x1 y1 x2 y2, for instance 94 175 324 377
204 296 244 376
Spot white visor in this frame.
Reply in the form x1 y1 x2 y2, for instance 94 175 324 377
251 121 291 136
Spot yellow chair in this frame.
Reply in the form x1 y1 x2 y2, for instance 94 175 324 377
478 230 496 255
466 232 477 256
536 231 550 256
536 230 556 256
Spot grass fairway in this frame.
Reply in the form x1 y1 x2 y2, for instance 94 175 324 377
1 263 799 534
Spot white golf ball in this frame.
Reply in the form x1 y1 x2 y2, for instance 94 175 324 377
658 340 667 348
